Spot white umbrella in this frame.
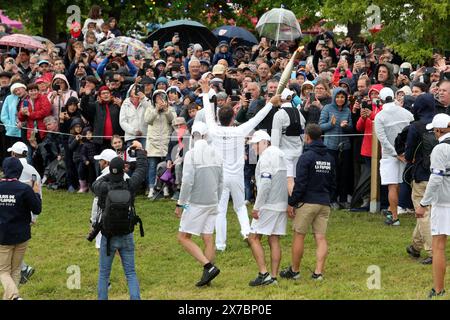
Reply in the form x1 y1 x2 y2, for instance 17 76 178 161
256 7 302 43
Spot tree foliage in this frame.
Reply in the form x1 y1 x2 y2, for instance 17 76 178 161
1 0 448 63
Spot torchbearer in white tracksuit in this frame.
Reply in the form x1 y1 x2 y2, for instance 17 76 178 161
247 130 288 287
271 88 306 196
199 78 282 251
415 114 450 299
176 121 224 287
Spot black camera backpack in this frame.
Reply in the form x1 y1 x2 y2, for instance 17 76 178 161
101 180 144 255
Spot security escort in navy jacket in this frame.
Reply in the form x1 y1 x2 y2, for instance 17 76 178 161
0 157 42 245
288 140 336 207
405 93 436 182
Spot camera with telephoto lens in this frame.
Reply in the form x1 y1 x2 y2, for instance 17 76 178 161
86 222 101 242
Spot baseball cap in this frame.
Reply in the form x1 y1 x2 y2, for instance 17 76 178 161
426 113 450 130
249 130 271 144
191 121 208 136
94 149 117 162
7 141 28 155
281 88 294 100
212 64 226 75
109 157 125 175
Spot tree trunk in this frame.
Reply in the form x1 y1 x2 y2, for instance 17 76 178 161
347 21 362 42
42 0 57 42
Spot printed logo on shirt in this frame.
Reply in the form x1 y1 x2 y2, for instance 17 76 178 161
315 161 331 173
0 194 17 206
261 172 272 179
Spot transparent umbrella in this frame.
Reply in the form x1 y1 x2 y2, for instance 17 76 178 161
256 8 302 43
98 36 153 59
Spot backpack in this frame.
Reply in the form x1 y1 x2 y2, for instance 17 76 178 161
412 122 439 171
100 180 144 256
282 107 304 137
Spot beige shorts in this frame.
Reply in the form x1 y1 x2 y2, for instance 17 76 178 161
293 203 330 234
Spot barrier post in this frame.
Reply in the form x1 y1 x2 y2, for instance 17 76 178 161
370 124 380 213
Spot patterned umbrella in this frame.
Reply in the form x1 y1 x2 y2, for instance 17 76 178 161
0 33 44 50
256 8 302 42
98 36 153 59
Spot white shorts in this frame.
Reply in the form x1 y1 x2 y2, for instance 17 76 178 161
179 205 218 236
431 205 450 236
250 209 287 236
285 156 299 178
380 157 405 185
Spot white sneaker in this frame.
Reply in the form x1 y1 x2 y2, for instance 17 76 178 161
397 206 408 215
147 188 155 199
163 186 170 197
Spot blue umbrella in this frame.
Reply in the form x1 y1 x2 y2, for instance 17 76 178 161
212 25 258 47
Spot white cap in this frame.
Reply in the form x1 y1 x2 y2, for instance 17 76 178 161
281 88 294 100
191 121 208 136
10 82 26 95
426 113 450 130
249 130 271 144
201 71 212 80
7 141 28 155
94 149 117 162
193 43 203 52
379 87 394 102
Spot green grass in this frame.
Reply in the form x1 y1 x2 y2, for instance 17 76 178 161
16 189 450 300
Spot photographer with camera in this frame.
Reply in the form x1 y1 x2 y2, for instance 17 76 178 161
144 89 176 199
119 83 150 148
91 140 147 300
48 74 78 119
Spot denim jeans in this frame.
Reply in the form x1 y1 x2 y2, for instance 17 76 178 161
147 157 163 188
98 233 140 300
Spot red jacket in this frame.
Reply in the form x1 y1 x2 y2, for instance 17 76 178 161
355 84 384 157
18 94 52 140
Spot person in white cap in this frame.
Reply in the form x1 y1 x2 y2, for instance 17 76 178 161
415 113 450 298
1 83 27 148
90 149 128 250
8 141 41 284
199 78 281 251
175 121 223 287
247 130 287 286
374 87 414 226
271 88 306 196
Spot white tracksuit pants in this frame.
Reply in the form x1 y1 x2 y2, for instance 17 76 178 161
215 174 250 251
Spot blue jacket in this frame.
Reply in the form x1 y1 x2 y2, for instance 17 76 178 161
97 57 138 77
319 88 353 151
0 158 42 245
212 52 234 67
0 94 21 138
405 93 436 182
289 140 336 206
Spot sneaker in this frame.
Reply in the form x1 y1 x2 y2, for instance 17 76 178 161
171 190 180 201
311 272 324 281
428 288 446 299
385 218 400 226
20 266 35 284
147 188 155 199
108 281 112 290
421 257 433 265
279 266 300 280
67 185 76 193
249 272 277 286
196 265 220 287
406 245 421 258
406 208 416 214
397 206 408 215
330 202 340 210
163 186 170 197
12 296 23 300
382 209 392 217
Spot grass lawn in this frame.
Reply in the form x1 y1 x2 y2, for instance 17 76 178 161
16 189 450 300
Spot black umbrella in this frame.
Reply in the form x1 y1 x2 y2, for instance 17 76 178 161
146 19 218 52
212 25 258 47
